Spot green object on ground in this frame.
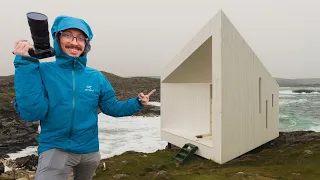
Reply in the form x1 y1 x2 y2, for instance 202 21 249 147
173 143 198 163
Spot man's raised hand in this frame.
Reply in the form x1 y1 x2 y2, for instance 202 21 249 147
138 89 156 105
12 40 34 56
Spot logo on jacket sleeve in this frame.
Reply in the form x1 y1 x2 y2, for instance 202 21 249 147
85 85 94 92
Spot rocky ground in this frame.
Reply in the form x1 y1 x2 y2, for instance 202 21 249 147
0 75 39 160
0 131 319 179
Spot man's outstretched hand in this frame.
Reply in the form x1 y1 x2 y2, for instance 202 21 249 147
138 89 156 105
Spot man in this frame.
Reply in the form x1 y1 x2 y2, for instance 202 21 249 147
12 15 155 180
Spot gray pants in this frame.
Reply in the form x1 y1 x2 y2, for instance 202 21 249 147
35 148 101 180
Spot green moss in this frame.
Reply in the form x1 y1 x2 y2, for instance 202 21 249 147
94 142 320 180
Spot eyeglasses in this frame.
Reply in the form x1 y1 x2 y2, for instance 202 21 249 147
59 31 88 44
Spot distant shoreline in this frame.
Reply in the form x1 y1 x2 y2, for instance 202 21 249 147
275 77 320 87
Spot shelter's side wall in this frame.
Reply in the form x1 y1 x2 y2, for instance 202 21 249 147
254 54 280 140
160 83 211 135
219 12 279 164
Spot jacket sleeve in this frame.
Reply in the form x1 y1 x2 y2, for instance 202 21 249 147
98 72 143 117
13 55 49 122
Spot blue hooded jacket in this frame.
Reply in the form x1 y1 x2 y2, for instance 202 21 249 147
13 15 144 155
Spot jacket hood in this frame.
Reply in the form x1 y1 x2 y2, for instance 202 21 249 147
51 15 93 70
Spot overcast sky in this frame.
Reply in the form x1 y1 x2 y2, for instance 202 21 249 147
1 0 319 78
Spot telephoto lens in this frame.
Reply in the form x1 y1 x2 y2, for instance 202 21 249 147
26 12 55 59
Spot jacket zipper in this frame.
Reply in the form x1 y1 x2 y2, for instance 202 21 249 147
68 58 77 150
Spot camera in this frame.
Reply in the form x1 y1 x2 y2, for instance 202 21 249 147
26 12 55 59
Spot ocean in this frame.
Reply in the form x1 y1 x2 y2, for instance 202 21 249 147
279 87 320 132
5 89 320 163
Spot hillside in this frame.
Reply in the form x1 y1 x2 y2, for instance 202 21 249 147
101 72 160 102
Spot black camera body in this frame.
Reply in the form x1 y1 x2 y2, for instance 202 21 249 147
28 47 55 59
27 12 55 59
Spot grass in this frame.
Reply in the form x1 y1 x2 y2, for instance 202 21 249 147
93 143 320 180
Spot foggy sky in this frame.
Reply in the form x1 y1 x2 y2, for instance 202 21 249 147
1 0 319 78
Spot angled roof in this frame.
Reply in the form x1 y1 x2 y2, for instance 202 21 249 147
161 10 223 83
